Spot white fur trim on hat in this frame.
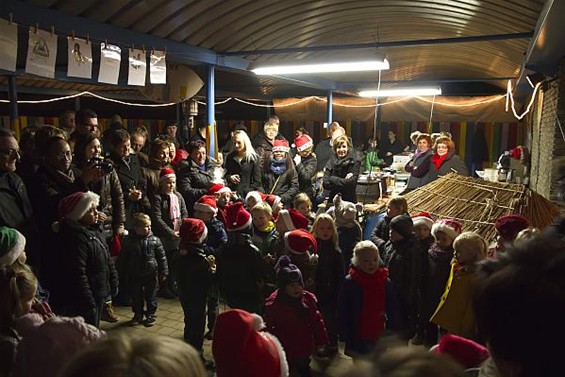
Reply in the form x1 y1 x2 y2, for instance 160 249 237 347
245 191 263 205
272 145 290 153
412 216 434 230
199 226 209 244
264 331 289 377
230 216 253 232
217 186 232 194
279 210 295 231
432 222 460 241
66 192 100 223
159 172 176 182
0 229 26 267
194 202 217 215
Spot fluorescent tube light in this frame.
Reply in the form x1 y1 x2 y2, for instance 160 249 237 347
252 59 390 75
359 87 442 97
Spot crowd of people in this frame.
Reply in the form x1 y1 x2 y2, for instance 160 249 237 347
1 109 564 377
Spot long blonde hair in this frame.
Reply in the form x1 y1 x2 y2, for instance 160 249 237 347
312 213 340 248
232 130 258 161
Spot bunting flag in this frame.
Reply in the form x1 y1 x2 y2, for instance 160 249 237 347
0 19 17 72
98 42 121 84
67 37 92 79
26 27 57 78
150 50 166 84
128 48 146 86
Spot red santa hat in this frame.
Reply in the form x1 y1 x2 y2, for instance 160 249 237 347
179 218 208 250
213 309 288 377
52 191 100 231
284 229 318 263
431 219 463 241
225 202 252 232
411 212 435 230
159 167 176 182
434 334 490 369
294 134 313 152
272 139 290 153
194 195 218 215
263 194 281 211
278 209 309 231
245 191 263 206
209 183 231 195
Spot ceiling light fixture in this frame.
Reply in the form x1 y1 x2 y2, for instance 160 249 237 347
251 59 390 75
359 87 442 97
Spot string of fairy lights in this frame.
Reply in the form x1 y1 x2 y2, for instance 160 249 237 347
0 80 542 121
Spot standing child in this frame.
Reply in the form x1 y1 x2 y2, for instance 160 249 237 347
431 231 487 340
294 193 316 227
337 241 396 359
370 196 408 249
150 167 188 298
251 202 279 297
330 194 362 272
312 214 344 358
120 213 168 327
262 139 299 207
285 229 318 293
209 184 233 228
175 218 215 367
264 256 328 376
294 134 317 201
271 208 309 258
420 219 462 347
193 195 228 339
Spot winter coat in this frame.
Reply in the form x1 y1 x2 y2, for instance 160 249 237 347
295 154 317 199
382 236 422 309
371 215 392 251
174 244 214 296
264 289 328 360
140 159 166 209
150 191 188 250
323 152 360 203
427 150 469 182
224 152 262 198
315 139 332 172
108 152 144 228
338 225 362 273
215 232 265 313
405 150 433 190
315 239 344 306
121 233 168 278
420 244 454 323
378 139 404 166
431 262 479 339
0 325 19 377
54 222 118 318
337 271 398 357
252 225 279 257
289 253 317 293
253 132 287 165
177 158 218 208
262 162 299 206
203 218 228 256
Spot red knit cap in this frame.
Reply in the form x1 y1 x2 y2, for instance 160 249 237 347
159 167 176 182
225 202 252 232
294 134 313 152
194 195 218 214
435 334 490 369
179 218 207 249
272 139 290 153
495 214 529 241
278 209 309 231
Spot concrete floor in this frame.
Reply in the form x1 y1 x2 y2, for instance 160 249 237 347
101 297 354 376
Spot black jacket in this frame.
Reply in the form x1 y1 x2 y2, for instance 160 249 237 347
427 150 470 181
121 233 168 278
224 152 262 198
405 150 433 190
150 191 188 250
379 139 404 166
314 139 332 172
108 152 144 228
262 162 299 206
177 158 216 209
174 244 213 293
382 236 422 308
315 239 344 306
253 132 286 165
371 215 392 251
295 154 317 199
323 152 360 203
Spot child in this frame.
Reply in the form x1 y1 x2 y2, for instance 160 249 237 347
489 214 529 258
312 214 344 358
294 134 317 200
370 196 408 249
329 194 362 272
213 309 288 377
151 167 188 298
175 218 214 366
120 213 168 327
264 256 328 376
209 184 233 228
52 191 118 328
294 192 316 227
193 195 228 339
271 208 309 258
337 241 396 358
420 218 462 347
431 231 487 339
215 202 265 314
251 202 279 296
381 214 421 340
285 229 318 292
262 139 299 207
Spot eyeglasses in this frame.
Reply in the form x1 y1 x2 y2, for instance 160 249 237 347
0 149 20 158
56 151 73 159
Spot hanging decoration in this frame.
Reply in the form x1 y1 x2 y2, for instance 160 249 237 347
25 26 57 78
67 37 93 79
128 48 146 86
98 42 121 84
0 18 17 72
150 49 166 84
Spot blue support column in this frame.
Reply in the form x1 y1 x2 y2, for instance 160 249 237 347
8 76 19 132
326 90 333 124
206 65 216 158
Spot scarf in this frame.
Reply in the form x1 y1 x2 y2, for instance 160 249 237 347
168 193 181 232
258 220 275 233
431 152 448 170
270 158 287 175
198 163 206 172
349 266 389 341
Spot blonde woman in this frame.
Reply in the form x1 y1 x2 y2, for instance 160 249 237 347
225 130 262 197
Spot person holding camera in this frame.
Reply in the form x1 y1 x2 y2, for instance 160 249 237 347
73 134 125 323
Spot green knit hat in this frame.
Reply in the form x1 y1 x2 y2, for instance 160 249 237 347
0 226 26 267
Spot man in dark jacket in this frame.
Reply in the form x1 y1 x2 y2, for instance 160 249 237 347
252 116 287 165
177 140 219 210
315 122 341 172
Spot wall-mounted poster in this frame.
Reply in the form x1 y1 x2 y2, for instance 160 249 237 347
67 37 93 79
25 27 57 78
0 19 17 72
128 48 146 86
99 42 121 84
150 50 166 84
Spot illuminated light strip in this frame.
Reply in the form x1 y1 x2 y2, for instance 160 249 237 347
196 97 233 106
0 91 176 107
415 95 506 107
234 96 313 108
507 79 542 121
0 91 88 104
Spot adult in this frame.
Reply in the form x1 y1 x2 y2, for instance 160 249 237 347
426 136 469 182
315 122 342 172
130 129 149 166
252 116 287 164
177 140 218 209
404 133 434 191
378 129 404 167
59 109 76 138
225 130 262 198
0 129 40 268
192 123 207 144
221 123 247 155
164 123 185 149
140 138 171 210
322 135 360 203
261 139 299 207
69 108 101 151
